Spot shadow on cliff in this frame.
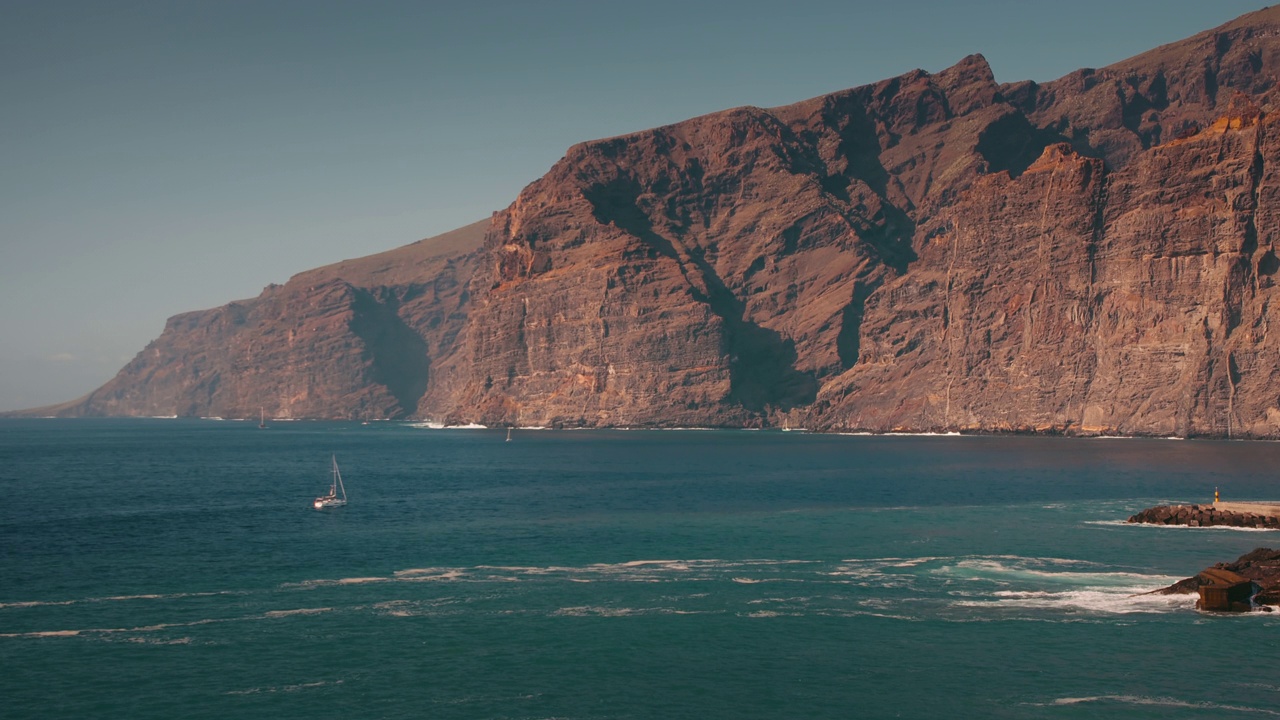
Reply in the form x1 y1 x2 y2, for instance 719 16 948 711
812 97 920 274
976 112 1064 178
350 289 431 417
586 177 818 413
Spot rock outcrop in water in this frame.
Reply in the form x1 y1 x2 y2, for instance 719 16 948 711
22 8 1280 432
1155 548 1280 609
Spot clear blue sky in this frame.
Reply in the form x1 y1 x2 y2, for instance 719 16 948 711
0 0 1270 412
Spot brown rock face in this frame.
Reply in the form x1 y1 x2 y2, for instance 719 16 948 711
1154 548 1280 608
29 8 1280 433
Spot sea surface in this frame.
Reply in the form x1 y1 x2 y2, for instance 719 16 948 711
2 419 1279 719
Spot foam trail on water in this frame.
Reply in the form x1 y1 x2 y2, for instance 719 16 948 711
955 588 1194 614
0 590 239 610
0 607 339 640
1045 695 1280 715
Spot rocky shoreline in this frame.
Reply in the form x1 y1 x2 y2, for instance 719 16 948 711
1154 548 1280 609
1127 504 1280 530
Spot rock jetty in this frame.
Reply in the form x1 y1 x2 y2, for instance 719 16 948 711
1128 504 1280 530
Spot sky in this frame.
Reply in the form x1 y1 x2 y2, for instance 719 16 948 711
0 0 1272 412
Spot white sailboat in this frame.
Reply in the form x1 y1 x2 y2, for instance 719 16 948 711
313 455 348 509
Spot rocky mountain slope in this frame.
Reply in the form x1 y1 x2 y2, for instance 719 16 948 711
28 7 1280 434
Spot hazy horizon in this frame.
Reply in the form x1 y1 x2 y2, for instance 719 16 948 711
1 0 1270 412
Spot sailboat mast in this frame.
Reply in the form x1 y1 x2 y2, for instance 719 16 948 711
332 454 346 500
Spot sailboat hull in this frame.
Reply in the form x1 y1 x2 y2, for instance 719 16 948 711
313 455 348 509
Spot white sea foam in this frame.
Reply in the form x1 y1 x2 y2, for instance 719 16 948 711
0 629 83 638
0 590 236 611
554 606 646 617
942 557 1170 584
406 422 487 430
954 588 1194 614
1045 695 1280 715
0 599 74 609
124 636 193 645
402 569 468 582
1110 521 1277 533
393 567 449 576
264 607 332 618
888 558 938 568
2 606 342 640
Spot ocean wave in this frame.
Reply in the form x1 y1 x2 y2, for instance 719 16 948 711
267 555 1208 622
1044 695 1280 715
0 606 341 640
552 605 701 617
943 558 1178 584
263 607 332 618
0 590 240 611
954 588 1193 614
298 559 824 588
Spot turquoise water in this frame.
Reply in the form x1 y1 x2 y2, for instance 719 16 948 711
2 420 1279 719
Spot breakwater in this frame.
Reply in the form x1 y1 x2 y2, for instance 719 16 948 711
1128 503 1280 529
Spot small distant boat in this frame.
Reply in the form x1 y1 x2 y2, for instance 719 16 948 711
259 407 266 429
313 455 348 509
506 427 512 442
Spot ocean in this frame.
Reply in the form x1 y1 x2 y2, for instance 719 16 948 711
1 419 1278 719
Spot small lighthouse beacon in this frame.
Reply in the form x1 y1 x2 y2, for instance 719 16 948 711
1215 486 1220 503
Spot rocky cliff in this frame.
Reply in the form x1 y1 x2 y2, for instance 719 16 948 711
37 221 485 420
29 8 1280 433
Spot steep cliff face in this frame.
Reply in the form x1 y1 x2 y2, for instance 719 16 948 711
434 6 1280 434
34 7 1280 436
